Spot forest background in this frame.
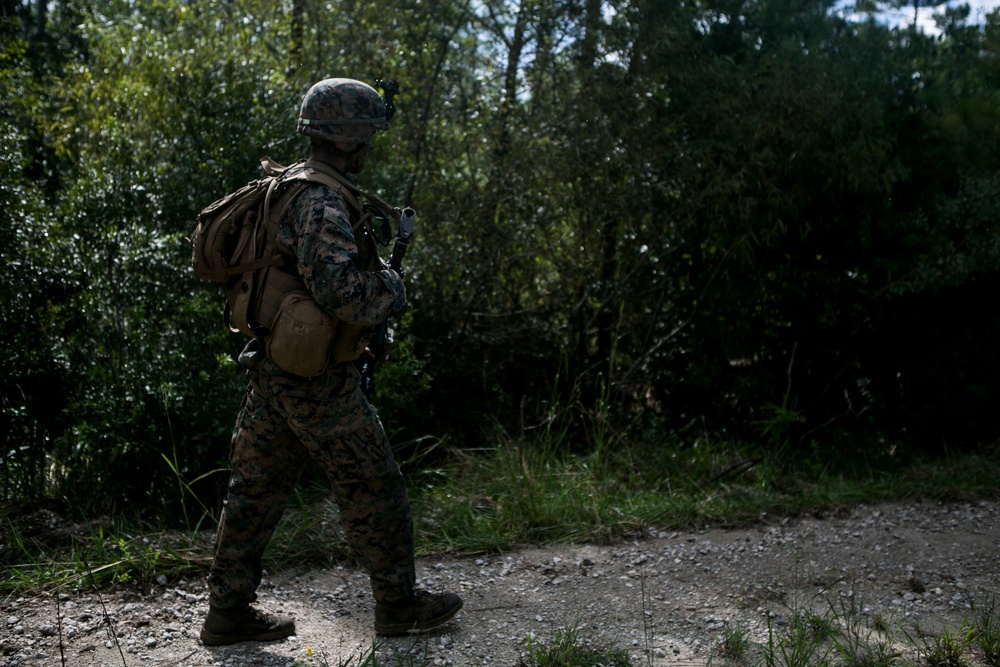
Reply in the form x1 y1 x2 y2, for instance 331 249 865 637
1 0 999 533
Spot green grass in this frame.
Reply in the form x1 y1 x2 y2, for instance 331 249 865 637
1 518 211 593
520 625 631 667
973 592 1000 667
828 595 904 667
714 623 753 666
403 431 1000 557
908 622 977 667
758 609 836 667
707 591 1000 667
4 433 999 587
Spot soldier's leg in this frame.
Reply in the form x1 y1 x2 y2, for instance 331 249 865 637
308 417 417 601
314 418 463 635
277 368 460 634
207 383 309 609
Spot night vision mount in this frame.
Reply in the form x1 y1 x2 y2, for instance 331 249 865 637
375 79 400 122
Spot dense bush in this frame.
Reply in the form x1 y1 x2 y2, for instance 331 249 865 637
1 0 998 523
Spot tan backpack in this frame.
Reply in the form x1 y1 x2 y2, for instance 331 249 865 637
191 158 395 375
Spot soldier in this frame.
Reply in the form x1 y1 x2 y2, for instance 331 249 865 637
199 78 463 646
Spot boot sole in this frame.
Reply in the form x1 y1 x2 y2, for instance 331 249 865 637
374 600 464 636
199 626 296 646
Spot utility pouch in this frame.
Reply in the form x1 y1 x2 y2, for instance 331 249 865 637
266 291 339 377
225 270 261 338
255 266 302 333
225 265 298 339
331 323 376 363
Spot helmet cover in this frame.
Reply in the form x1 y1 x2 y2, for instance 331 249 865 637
297 78 391 143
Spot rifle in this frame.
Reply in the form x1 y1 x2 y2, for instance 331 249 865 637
358 206 415 397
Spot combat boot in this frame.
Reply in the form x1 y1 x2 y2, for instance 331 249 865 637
199 605 295 646
374 590 463 635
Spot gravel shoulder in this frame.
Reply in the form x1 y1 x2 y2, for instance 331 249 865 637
3 500 999 666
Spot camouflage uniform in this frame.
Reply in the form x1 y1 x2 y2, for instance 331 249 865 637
207 178 414 609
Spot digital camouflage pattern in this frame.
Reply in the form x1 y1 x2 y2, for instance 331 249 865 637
237 180 405 376
207 369 416 607
297 78 391 144
208 173 414 609
282 183 403 325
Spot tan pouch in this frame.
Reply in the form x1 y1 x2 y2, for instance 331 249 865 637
265 291 338 377
225 265 300 338
331 323 376 363
256 266 303 332
225 270 257 337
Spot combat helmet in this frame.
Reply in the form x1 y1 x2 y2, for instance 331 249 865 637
297 78 392 143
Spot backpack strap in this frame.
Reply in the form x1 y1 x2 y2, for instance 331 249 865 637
260 160 396 255
221 176 287 277
297 159 400 223
295 161 403 271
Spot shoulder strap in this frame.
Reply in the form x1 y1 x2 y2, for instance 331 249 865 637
261 160 388 241
297 159 400 223
263 157 399 220
258 155 359 212
294 160 363 212
257 159 401 269
257 165 352 259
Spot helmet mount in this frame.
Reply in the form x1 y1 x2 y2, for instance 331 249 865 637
375 79 400 122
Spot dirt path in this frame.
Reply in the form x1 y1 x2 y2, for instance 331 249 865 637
3 500 998 666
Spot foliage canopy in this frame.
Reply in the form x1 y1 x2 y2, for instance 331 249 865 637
2 0 999 523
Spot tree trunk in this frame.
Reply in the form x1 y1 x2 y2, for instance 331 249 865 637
289 0 304 77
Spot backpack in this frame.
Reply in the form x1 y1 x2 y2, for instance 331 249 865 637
191 158 397 375
191 158 349 281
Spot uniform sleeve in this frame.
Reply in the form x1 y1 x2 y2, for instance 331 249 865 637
278 183 405 326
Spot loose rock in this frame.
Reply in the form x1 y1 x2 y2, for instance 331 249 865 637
1 501 998 666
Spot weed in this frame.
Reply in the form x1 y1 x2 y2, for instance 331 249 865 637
797 608 838 644
972 592 1000 666
756 599 836 667
909 622 976 667
520 626 631 667
835 634 904 667
828 596 903 667
789 615 833 665
714 623 752 666
155 381 230 531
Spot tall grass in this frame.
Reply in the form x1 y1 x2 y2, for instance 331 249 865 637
3 406 999 592
973 592 1000 666
403 425 1000 556
1 519 211 594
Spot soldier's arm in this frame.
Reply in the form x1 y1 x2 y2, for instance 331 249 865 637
281 184 405 326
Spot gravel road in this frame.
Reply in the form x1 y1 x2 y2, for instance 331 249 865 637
3 500 998 666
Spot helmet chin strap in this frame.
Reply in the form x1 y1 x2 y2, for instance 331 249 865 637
312 139 372 174
340 141 373 174
331 141 372 159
